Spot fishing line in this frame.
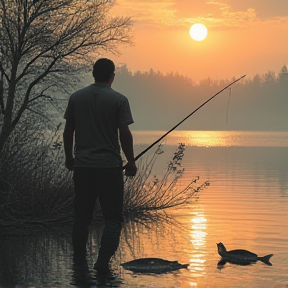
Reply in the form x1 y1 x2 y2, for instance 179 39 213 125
226 87 232 125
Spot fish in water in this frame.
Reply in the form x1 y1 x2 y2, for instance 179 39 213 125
217 242 273 266
120 258 189 274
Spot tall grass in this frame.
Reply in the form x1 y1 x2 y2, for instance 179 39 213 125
0 120 74 229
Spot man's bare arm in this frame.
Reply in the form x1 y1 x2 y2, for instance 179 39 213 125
119 124 137 176
63 118 75 171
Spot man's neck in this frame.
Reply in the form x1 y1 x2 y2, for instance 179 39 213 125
94 81 111 87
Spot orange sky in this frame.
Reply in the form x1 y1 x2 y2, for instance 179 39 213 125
108 0 288 82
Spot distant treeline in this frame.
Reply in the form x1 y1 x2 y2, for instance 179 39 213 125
112 65 288 131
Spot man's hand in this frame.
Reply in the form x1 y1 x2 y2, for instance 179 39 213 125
124 161 137 177
65 157 74 171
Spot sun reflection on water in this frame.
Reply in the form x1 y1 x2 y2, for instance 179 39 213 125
189 210 207 275
173 131 231 147
133 130 288 147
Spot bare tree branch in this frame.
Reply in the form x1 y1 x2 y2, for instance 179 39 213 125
28 85 52 103
0 0 133 152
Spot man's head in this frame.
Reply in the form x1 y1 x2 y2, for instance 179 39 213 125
92 58 115 86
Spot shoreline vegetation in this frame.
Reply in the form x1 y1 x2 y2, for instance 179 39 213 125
0 125 209 235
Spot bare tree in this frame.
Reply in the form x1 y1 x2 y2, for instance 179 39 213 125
0 0 132 152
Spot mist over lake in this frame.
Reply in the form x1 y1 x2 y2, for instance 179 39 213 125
112 66 288 132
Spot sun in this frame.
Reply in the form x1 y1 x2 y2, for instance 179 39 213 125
189 23 208 41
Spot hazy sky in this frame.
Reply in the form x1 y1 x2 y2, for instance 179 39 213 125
108 0 288 82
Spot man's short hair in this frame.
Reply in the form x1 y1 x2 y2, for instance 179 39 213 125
92 58 115 82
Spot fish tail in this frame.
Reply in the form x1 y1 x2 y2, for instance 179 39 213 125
258 254 273 266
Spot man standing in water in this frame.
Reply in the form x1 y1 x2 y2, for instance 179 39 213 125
63 58 137 276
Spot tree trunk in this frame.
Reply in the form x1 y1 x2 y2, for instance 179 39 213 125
0 123 13 154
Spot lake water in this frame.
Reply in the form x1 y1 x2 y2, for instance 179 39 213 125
0 131 287 288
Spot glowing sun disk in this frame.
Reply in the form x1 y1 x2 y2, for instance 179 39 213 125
189 23 208 41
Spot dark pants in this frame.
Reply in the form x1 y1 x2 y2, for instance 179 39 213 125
72 167 124 264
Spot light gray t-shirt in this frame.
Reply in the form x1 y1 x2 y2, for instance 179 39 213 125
64 84 134 168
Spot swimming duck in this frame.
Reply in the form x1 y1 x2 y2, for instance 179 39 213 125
217 242 273 266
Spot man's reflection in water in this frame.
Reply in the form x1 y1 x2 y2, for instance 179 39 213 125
71 223 123 287
71 216 102 287
71 253 94 287
72 253 123 287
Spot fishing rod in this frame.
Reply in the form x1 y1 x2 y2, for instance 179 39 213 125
124 74 246 168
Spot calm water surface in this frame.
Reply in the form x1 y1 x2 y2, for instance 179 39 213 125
0 131 287 288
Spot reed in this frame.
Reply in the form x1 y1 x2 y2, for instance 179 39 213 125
123 143 209 221
0 122 74 228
